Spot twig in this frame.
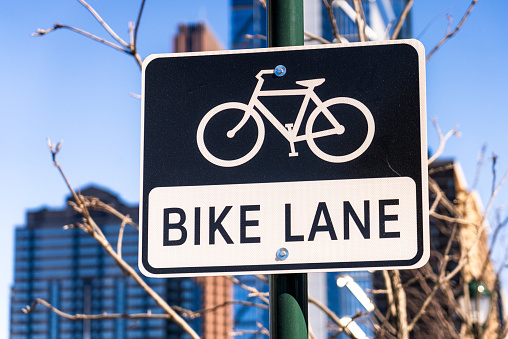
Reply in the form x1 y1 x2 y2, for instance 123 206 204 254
257 0 267 9
478 196 508 281
174 300 268 320
117 218 127 258
305 31 332 44
309 295 380 337
309 296 346 331
352 0 366 42
23 298 171 320
429 177 460 216
230 322 269 337
33 24 127 53
321 0 342 43
227 276 269 304
428 163 455 176
491 152 498 197
428 118 461 165
76 0 129 49
133 0 146 49
471 144 487 190
243 34 267 41
426 0 481 62
430 212 475 226
482 169 508 224
82 196 139 231
390 0 413 40
33 1 143 69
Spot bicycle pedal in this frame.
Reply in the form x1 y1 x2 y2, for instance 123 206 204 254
289 152 299 157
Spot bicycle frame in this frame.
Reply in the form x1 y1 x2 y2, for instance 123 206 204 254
228 70 343 156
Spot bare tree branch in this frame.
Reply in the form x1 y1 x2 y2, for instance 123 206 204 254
173 300 268 319
426 0 481 62
33 24 128 53
257 0 267 9
471 144 487 190
390 0 413 40
33 1 144 68
408 166 508 333
227 276 269 304
23 298 170 321
352 0 367 42
305 30 332 44
322 0 342 43
45 140 200 339
133 0 146 48
117 218 127 258
230 322 269 337
428 118 461 165
82 196 139 231
76 0 129 48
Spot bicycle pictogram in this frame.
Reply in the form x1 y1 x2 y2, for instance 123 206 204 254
196 66 375 167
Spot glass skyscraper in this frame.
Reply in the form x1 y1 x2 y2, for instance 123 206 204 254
327 272 375 338
231 0 411 49
232 275 269 339
231 0 267 49
10 186 202 339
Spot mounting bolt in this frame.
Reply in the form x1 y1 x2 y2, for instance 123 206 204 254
274 65 286 77
276 247 289 260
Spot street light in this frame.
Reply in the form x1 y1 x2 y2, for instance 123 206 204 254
459 280 492 338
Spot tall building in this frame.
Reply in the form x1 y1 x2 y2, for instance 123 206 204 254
231 0 267 49
232 276 269 338
373 160 505 338
231 0 412 49
173 22 223 53
9 186 204 339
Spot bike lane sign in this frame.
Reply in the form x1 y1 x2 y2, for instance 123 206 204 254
140 39 429 277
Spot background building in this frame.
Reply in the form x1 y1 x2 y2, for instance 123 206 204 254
10 186 202 338
231 0 412 49
173 22 223 53
373 161 505 338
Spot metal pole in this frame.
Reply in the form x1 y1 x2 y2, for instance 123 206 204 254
269 274 308 338
267 1 308 338
267 0 304 47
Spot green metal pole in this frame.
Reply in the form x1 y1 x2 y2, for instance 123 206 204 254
267 1 308 338
267 0 304 47
269 274 308 338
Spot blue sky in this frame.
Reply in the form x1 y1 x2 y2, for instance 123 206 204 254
2 0 508 335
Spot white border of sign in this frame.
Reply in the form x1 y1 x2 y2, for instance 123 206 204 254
140 39 429 277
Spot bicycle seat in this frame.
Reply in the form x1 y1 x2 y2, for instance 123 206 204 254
295 78 325 87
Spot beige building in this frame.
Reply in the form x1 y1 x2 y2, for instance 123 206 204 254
173 23 223 53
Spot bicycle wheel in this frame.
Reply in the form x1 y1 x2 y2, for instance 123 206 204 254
196 102 265 167
305 97 375 163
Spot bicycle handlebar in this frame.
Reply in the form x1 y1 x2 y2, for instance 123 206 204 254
255 69 275 80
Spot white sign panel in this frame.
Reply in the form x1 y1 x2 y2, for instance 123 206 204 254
147 177 417 270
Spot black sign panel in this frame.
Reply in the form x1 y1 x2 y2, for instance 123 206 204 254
140 40 428 277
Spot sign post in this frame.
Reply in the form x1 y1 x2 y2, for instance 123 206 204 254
267 1 308 338
139 10 429 328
